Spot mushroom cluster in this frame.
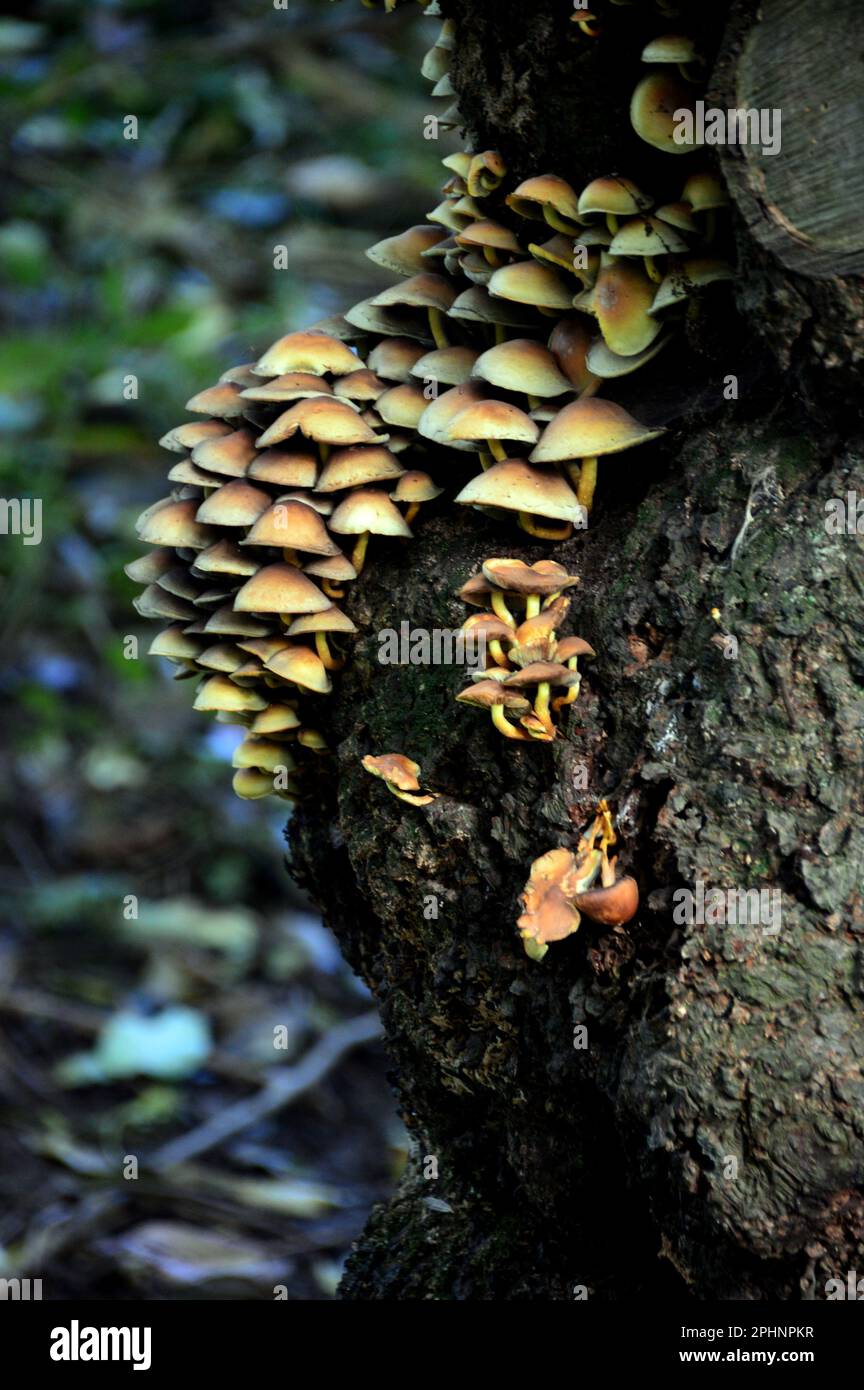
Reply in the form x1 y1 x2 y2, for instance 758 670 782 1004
455 558 593 742
129 329 441 802
132 8 735 800
517 800 639 961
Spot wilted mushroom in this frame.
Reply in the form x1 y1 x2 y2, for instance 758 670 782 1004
361 753 439 806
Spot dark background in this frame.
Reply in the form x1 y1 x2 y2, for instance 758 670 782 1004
0 0 450 1299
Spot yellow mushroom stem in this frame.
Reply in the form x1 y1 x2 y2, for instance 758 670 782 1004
490 589 516 626
282 547 302 567
552 659 581 712
525 594 542 620
487 438 507 462
576 456 598 512
578 19 600 36
478 449 495 471
488 638 510 667
494 323 507 345
351 531 370 574
491 703 529 740
645 256 661 283
482 246 503 267
605 213 619 235
315 631 343 672
527 394 541 411
577 375 602 401
428 307 449 350
322 578 344 600
533 682 555 734
518 511 573 541
543 207 581 235
319 443 330 465
404 501 421 526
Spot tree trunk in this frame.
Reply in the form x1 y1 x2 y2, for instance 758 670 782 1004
291 0 864 1300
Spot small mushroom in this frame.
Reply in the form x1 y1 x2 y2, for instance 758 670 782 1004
361 753 439 806
531 396 664 512
391 470 443 525
286 605 357 671
455 679 532 740
630 70 700 154
455 458 585 540
506 174 583 234
327 488 412 574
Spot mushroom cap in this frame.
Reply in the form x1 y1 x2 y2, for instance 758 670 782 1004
135 498 213 550
456 680 530 711
247 448 318 488
528 233 584 273
167 459 219 487
315 444 404 493
236 637 292 662
196 642 245 674
361 753 422 792
630 71 700 154
264 643 332 694
125 548 174 584
461 612 515 642
233 564 330 614
195 480 272 528
503 662 580 688
232 738 296 775
243 499 341 555
193 674 268 713
375 383 428 430
483 557 578 596
344 298 432 342
253 330 358 378
554 635 595 664
586 333 670 378
447 399 539 446
257 397 381 449
548 315 595 392
391 470 443 504
367 337 427 383
455 220 522 254
333 369 387 404
417 381 487 449
328 489 413 539
366 224 446 276
159 419 232 453
593 258 663 357
648 257 735 314
608 216 689 257
287 606 357 636
471 339 572 398
368 272 457 314
148 626 204 661
641 33 700 64
185 383 245 418
506 174 582 223
191 428 258 479
573 874 639 926
251 704 300 734
577 175 652 218
531 397 664 462
681 172 729 214
455 459 585 523
448 286 538 328
518 884 580 945
488 261 573 311
655 201 698 233
240 373 334 404
201 606 273 636
410 346 479 386
304 553 358 582
232 767 280 800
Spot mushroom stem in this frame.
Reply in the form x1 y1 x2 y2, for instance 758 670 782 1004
351 531 370 574
315 631 343 672
527 394 541 411
605 213 619 235
487 438 507 462
428 307 449 350
533 681 555 734
494 323 506 345
404 501 421 526
577 375 602 400
578 18 600 36
482 246 503 268
645 256 661 283
489 589 516 626
489 638 510 667
518 511 572 541
322 578 344 599
576 456 598 512
525 594 542 620
282 547 302 567
552 663 581 711
478 449 495 471
319 443 330 465
491 704 529 740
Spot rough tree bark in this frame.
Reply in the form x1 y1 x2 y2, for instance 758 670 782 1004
292 0 864 1300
